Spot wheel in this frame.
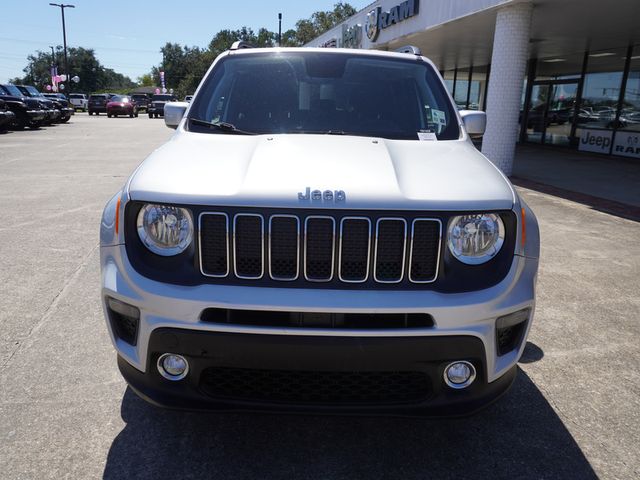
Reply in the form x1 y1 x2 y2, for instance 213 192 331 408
134 112 138 118
129 112 133 118
148 113 153 118
107 113 112 118
95 112 99 116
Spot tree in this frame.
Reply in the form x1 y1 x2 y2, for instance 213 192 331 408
292 2 358 46
137 73 154 87
10 46 135 93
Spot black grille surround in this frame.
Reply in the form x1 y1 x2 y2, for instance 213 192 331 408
123 202 517 293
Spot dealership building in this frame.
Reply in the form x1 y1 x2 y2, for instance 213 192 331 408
308 0 640 174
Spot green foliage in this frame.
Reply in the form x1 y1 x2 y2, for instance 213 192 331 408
10 46 135 93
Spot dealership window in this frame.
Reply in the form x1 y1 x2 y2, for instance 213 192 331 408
443 67 487 110
618 54 640 133
574 46 628 154
612 46 640 158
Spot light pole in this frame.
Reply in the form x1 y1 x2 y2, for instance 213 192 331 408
49 3 75 88
278 13 282 46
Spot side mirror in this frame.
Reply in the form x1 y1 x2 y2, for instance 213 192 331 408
164 101 189 129
460 110 486 138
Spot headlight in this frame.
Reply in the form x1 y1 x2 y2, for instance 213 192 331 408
447 213 505 265
136 204 193 256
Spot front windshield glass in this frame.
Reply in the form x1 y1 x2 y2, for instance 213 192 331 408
25 86 43 97
152 95 175 101
188 52 459 140
2 85 24 96
111 95 129 102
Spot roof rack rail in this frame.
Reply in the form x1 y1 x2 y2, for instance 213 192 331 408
230 41 255 50
395 45 422 56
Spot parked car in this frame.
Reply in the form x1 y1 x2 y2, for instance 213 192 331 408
107 95 139 118
15 85 62 124
0 99 16 132
43 93 75 122
88 94 109 115
131 94 150 112
69 93 88 111
0 84 46 129
147 94 177 118
100 45 540 416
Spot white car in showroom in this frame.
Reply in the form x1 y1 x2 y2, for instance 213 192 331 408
100 43 539 415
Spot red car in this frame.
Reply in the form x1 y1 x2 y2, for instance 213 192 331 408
106 95 139 118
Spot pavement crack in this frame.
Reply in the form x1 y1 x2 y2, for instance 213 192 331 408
0 244 99 368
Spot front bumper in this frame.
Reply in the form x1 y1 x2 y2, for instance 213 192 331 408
119 330 517 416
26 109 46 125
0 111 15 127
101 244 537 414
148 106 164 115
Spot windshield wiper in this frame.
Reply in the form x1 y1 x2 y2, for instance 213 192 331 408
189 118 255 135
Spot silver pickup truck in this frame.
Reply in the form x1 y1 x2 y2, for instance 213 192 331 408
100 44 539 416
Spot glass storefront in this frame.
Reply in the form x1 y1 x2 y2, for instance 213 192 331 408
444 44 640 159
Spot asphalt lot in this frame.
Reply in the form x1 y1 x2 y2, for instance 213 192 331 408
0 114 639 479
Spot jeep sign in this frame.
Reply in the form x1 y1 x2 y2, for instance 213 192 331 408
579 129 613 154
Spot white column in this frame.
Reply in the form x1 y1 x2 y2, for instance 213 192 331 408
481 2 533 175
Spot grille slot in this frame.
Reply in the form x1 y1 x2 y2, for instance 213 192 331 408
374 219 407 283
200 367 431 405
339 217 371 282
269 215 299 280
199 213 229 277
304 216 335 282
233 214 264 279
409 220 441 283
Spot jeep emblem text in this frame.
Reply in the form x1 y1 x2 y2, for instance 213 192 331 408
298 187 346 202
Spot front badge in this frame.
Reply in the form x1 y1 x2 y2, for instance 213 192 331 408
298 187 346 203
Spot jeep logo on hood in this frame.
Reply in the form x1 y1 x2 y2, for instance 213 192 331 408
298 187 346 203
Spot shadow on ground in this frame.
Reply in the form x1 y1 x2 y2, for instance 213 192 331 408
104 349 595 480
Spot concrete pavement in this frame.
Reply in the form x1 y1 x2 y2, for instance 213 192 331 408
0 115 638 479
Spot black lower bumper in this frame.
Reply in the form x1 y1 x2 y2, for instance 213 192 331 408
119 328 516 416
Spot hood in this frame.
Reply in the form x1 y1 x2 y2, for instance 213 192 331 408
128 133 515 211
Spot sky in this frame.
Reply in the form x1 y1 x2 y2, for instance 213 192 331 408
0 0 371 83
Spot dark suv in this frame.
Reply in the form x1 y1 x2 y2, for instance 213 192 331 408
147 94 177 118
131 94 150 112
0 84 46 129
16 85 62 125
88 94 109 115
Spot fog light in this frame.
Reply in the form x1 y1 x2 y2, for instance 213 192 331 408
157 353 189 381
444 361 476 389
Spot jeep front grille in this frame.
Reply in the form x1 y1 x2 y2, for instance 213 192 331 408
199 211 441 286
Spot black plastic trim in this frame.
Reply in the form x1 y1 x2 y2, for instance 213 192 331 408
124 201 517 293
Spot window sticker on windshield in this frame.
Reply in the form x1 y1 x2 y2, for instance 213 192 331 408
417 130 437 141
432 109 447 127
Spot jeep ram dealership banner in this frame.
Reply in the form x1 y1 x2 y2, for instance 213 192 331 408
613 131 640 159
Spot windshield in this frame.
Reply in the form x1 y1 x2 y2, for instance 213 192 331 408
111 95 129 102
90 95 106 100
69 94 84 99
24 85 43 97
152 95 175 101
1 85 23 96
132 95 147 100
188 52 459 140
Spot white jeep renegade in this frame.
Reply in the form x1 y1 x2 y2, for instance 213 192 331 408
100 43 539 415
